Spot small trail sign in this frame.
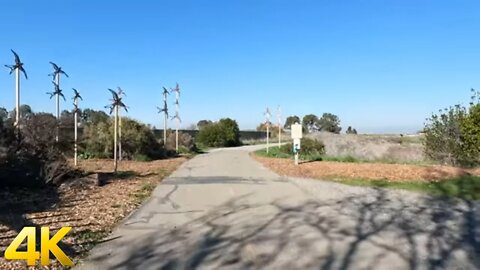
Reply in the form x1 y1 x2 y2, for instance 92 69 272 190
291 123 302 165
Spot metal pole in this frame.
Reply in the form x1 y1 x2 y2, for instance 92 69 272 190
119 114 122 161
279 125 281 147
266 124 270 153
55 74 60 142
176 118 179 151
114 105 118 172
278 106 281 147
163 93 167 145
175 91 179 152
295 152 299 165
15 68 20 127
74 98 78 166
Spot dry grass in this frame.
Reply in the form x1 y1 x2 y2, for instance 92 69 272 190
253 155 480 182
0 158 186 270
308 132 425 163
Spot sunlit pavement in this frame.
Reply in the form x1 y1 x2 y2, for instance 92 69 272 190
77 144 480 270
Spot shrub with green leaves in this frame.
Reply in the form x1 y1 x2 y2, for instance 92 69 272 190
280 137 326 157
82 117 165 160
197 118 241 147
424 89 480 167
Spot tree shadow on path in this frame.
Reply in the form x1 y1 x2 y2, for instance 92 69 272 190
100 186 480 270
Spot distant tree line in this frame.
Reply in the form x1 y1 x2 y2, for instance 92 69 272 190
282 113 356 135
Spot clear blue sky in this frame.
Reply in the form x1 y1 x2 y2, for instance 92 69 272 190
1 1 479 133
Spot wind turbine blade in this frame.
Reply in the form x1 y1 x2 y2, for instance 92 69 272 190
20 67 28 79
49 62 59 70
108 88 119 99
11 50 20 64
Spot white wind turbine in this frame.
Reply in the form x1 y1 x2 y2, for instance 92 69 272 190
72 89 82 166
171 83 181 152
48 62 69 142
157 87 170 145
116 87 127 161
4 49 28 127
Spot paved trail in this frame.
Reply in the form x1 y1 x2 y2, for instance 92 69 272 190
78 145 480 270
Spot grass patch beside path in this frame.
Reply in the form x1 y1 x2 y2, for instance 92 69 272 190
255 147 292 159
329 176 480 200
253 150 480 200
255 147 432 165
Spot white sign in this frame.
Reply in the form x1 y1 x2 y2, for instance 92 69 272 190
291 123 303 139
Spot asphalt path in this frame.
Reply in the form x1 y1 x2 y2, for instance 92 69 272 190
77 145 480 270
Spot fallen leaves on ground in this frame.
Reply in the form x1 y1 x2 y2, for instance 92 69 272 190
0 157 186 270
252 154 480 182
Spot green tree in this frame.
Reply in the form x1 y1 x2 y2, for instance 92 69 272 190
81 108 109 125
346 126 358 134
284 115 301 129
9 104 33 119
424 105 467 166
218 118 241 146
302 114 319 133
0 107 8 122
424 89 480 166
60 109 75 127
458 89 480 166
197 120 212 129
197 118 241 147
82 117 165 160
318 113 342 133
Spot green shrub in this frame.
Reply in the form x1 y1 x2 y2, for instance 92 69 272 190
460 103 480 165
82 117 166 160
197 118 241 147
132 154 151 162
424 89 480 167
280 137 326 157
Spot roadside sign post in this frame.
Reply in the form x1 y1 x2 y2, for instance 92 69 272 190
264 107 272 153
291 123 302 165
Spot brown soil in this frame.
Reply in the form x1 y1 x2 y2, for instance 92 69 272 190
252 155 480 182
0 158 186 270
